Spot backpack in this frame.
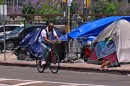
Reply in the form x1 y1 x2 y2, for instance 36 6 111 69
41 28 54 38
44 27 54 38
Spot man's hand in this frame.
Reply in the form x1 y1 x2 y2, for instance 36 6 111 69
57 40 61 44
51 40 61 44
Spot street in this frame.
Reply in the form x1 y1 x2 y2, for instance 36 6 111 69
0 66 130 86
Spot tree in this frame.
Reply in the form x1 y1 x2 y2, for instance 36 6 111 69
21 2 35 14
39 1 61 14
62 0 80 15
0 0 5 5
70 0 80 15
39 2 62 23
93 1 118 14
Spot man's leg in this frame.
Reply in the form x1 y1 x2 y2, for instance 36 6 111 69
39 39 49 64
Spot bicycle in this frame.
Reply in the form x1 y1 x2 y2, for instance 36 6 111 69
36 42 60 74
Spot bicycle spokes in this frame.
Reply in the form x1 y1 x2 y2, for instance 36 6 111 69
36 53 45 73
49 52 60 74
36 52 60 74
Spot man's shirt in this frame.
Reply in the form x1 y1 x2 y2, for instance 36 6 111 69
40 27 57 42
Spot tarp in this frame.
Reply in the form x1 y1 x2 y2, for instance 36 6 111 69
19 29 43 57
67 16 130 39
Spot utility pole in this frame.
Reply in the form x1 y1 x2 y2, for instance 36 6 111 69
63 0 72 32
67 4 70 32
67 0 72 32
84 0 91 22
63 0 68 32
1 0 7 61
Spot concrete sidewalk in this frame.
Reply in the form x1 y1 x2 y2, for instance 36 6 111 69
0 51 130 74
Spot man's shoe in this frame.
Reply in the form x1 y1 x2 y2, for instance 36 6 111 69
41 60 46 65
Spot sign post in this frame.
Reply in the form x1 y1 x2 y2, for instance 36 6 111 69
0 0 7 61
67 0 72 32
84 0 90 21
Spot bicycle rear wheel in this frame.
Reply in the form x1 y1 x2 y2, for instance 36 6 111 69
49 52 60 74
36 53 45 73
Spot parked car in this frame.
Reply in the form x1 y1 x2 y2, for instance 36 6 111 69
0 24 24 36
0 24 66 50
0 25 45 50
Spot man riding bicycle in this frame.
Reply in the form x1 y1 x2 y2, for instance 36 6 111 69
38 23 59 65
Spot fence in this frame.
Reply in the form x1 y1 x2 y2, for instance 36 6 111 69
0 13 118 25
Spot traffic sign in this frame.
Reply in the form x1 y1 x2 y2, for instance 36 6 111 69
67 0 73 6
84 0 91 8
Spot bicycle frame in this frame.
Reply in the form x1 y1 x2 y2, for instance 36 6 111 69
46 44 55 64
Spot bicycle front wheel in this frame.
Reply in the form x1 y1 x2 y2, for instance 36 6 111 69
49 52 60 74
36 53 45 73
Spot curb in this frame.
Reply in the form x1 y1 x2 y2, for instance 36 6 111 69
0 61 36 67
0 61 130 75
59 66 130 75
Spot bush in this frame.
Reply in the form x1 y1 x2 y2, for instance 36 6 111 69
93 2 118 14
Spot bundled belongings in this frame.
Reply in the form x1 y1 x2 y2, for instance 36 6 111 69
89 19 130 67
63 39 82 63
81 36 96 62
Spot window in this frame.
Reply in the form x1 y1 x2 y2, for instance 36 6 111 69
118 0 122 2
5 26 22 32
94 0 99 2
14 0 17 6
7 0 13 6
20 27 35 36
108 0 112 2
18 0 23 6
7 0 23 6
0 27 3 32
128 0 130 3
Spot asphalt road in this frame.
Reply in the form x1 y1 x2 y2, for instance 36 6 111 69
0 66 130 86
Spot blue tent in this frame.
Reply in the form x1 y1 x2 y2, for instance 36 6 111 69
67 16 130 39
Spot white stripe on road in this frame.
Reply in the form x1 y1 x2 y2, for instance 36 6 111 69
0 84 11 86
12 81 43 86
0 78 110 86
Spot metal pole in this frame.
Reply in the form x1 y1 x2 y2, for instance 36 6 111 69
86 8 89 22
67 6 70 32
85 0 90 22
3 4 6 61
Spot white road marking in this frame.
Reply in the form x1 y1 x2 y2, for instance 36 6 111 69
0 78 110 86
60 85 78 86
0 84 11 86
0 79 8 81
12 81 43 86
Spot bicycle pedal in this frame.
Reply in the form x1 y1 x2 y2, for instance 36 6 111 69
46 68 49 70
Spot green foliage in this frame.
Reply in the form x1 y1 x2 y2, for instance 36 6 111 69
21 4 35 14
21 3 36 21
70 0 80 14
0 0 5 5
103 3 118 14
39 3 61 14
62 0 80 14
39 3 62 22
93 1 118 14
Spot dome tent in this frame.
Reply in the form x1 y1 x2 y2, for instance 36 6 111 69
89 19 130 66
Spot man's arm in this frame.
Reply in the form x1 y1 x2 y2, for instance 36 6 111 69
55 36 59 41
53 29 59 42
44 37 53 43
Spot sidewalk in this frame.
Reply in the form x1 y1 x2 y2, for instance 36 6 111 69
0 51 130 74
